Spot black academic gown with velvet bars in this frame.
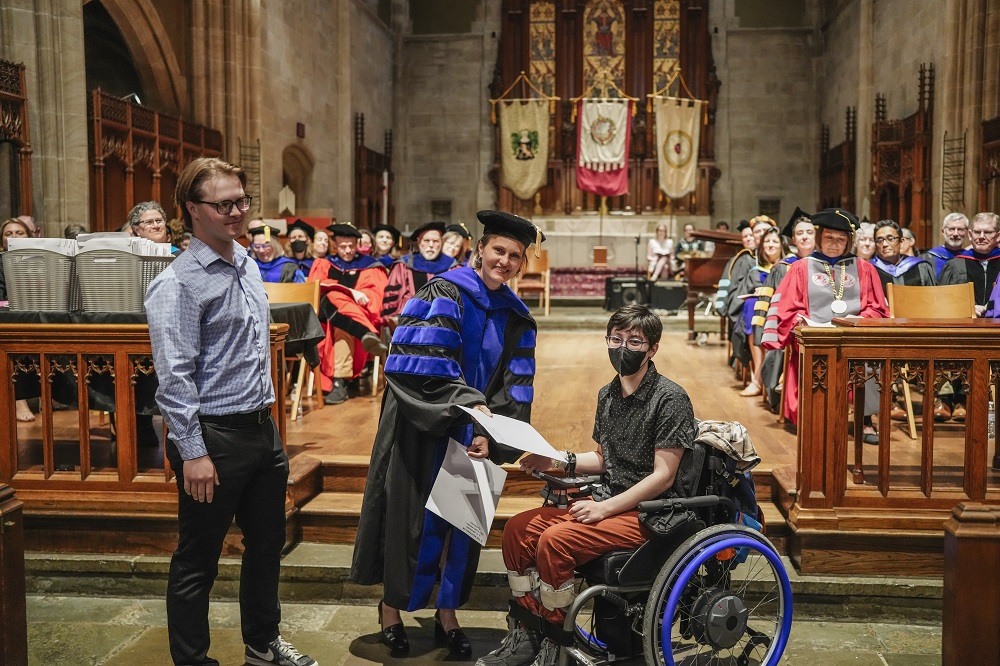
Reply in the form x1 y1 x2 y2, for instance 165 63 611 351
350 266 536 612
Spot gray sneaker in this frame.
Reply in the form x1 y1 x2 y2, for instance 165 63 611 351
530 638 559 666
245 635 317 666
475 626 543 666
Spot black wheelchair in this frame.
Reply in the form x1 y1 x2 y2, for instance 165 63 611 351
509 448 792 666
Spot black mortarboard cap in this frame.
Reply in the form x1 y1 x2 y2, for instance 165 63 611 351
373 224 402 248
476 210 545 255
247 223 281 241
446 222 473 240
410 221 447 242
811 208 859 236
736 220 751 232
327 221 362 239
781 207 812 238
286 218 315 241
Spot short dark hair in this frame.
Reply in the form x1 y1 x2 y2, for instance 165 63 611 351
875 219 901 235
607 304 662 346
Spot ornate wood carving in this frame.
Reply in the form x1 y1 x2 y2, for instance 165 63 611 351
0 58 33 217
811 357 828 391
819 107 856 211
87 89 223 232
353 113 394 231
494 0 716 217
871 64 934 246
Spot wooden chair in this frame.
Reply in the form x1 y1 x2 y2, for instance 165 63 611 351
514 249 551 316
886 282 977 438
264 281 324 421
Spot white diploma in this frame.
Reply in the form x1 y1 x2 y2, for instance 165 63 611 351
426 438 507 546
458 406 567 461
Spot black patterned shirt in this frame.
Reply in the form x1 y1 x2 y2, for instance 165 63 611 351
592 361 696 498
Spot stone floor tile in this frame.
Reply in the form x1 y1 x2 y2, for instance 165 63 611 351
27 595 131 623
783 620 884 651
869 622 942 654
881 654 941 666
27 621 144 666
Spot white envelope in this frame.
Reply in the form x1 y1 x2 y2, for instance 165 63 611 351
426 438 507 546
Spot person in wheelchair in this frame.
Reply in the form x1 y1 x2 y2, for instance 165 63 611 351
478 304 697 666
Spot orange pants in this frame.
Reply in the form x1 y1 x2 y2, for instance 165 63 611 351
502 506 646 624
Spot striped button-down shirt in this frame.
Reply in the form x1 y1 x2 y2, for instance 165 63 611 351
145 237 274 460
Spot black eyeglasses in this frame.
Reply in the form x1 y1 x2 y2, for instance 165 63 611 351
874 235 899 244
606 335 650 351
192 195 253 215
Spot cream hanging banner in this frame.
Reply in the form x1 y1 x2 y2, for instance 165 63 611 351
577 98 630 172
655 97 704 199
498 99 550 201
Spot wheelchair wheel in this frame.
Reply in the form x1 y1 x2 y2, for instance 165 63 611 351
642 524 792 666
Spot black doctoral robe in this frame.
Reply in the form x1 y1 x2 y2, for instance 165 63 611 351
351 266 536 612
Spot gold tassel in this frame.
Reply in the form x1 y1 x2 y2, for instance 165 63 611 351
534 225 541 258
264 225 271 243
491 101 497 125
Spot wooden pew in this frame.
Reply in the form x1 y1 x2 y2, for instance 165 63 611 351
0 483 27 666
784 318 1000 575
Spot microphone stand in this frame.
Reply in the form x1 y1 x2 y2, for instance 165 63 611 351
634 235 641 280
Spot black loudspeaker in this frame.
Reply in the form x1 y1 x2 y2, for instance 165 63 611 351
604 277 649 311
649 280 688 311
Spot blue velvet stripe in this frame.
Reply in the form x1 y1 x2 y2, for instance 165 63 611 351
384 354 461 379
408 439 450 612
510 384 534 404
437 528 472 609
447 423 474 446
508 357 535 376
517 329 536 349
392 325 461 349
400 297 462 323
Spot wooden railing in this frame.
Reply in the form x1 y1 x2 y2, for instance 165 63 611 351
0 323 287 552
788 319 1000 574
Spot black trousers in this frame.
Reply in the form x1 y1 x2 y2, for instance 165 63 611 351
165 414 289 666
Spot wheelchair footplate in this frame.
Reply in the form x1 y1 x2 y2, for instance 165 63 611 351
531 471 605 509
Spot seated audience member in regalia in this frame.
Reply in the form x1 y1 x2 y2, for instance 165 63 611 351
359 229 375 255
313 229 331 260
921 212 970 278
285 218 316 274
761 209 888 425
751 208 816 409
900 227 917 257
714 220 755 314
442 222 474 266
854 221 876 261
723 216 774 367
372 224 402 267
870 219 935 295
248 224 305 283
310 222 389 405
381 221 459 317
938 212 1000 315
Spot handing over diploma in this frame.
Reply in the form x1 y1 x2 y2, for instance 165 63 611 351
350 210 546 658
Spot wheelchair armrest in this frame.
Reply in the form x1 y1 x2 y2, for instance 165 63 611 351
531 470 604 490
637 494 736 517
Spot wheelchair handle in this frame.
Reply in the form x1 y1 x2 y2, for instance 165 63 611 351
637 495 736 515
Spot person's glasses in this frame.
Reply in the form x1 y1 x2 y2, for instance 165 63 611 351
193 195 253 215
971 229 997 237
874 235 899 244
606 335 649 351
250 243 270 251
138 218 165 228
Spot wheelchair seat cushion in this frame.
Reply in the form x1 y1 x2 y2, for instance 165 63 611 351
577 549 640 586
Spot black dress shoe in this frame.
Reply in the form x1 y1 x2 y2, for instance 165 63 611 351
434 610 472 657
378 600 409 655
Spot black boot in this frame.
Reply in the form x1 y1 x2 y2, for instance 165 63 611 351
324 378 349 405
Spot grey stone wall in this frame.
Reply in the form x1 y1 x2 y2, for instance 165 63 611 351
392 0 499 234
351 1 395 161
819 0 860 147
710 1 819 224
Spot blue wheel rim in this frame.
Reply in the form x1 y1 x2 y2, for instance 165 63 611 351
660 535 793 666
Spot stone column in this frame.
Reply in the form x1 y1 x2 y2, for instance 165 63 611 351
0 0 89 234
854 0 874 220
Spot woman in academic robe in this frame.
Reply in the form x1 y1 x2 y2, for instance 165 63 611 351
351 210 543 658
285 218 317 274
761 208 888 424
248 224 305 283
372 223 402 267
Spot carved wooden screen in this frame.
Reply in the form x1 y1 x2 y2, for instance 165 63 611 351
870 64 934 247
353 113 394 231
0 59 33 219
87 89 223 233
819 107 856 211
980 116 1000 213
494 0 717 217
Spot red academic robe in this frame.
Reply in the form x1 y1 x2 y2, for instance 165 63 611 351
309 256 389 390
760 255 888 424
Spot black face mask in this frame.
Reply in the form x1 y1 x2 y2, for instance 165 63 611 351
608 347 647 377
290 240 308 254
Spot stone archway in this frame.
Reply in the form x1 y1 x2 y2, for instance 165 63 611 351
98 0 186 114
282 144 315 212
